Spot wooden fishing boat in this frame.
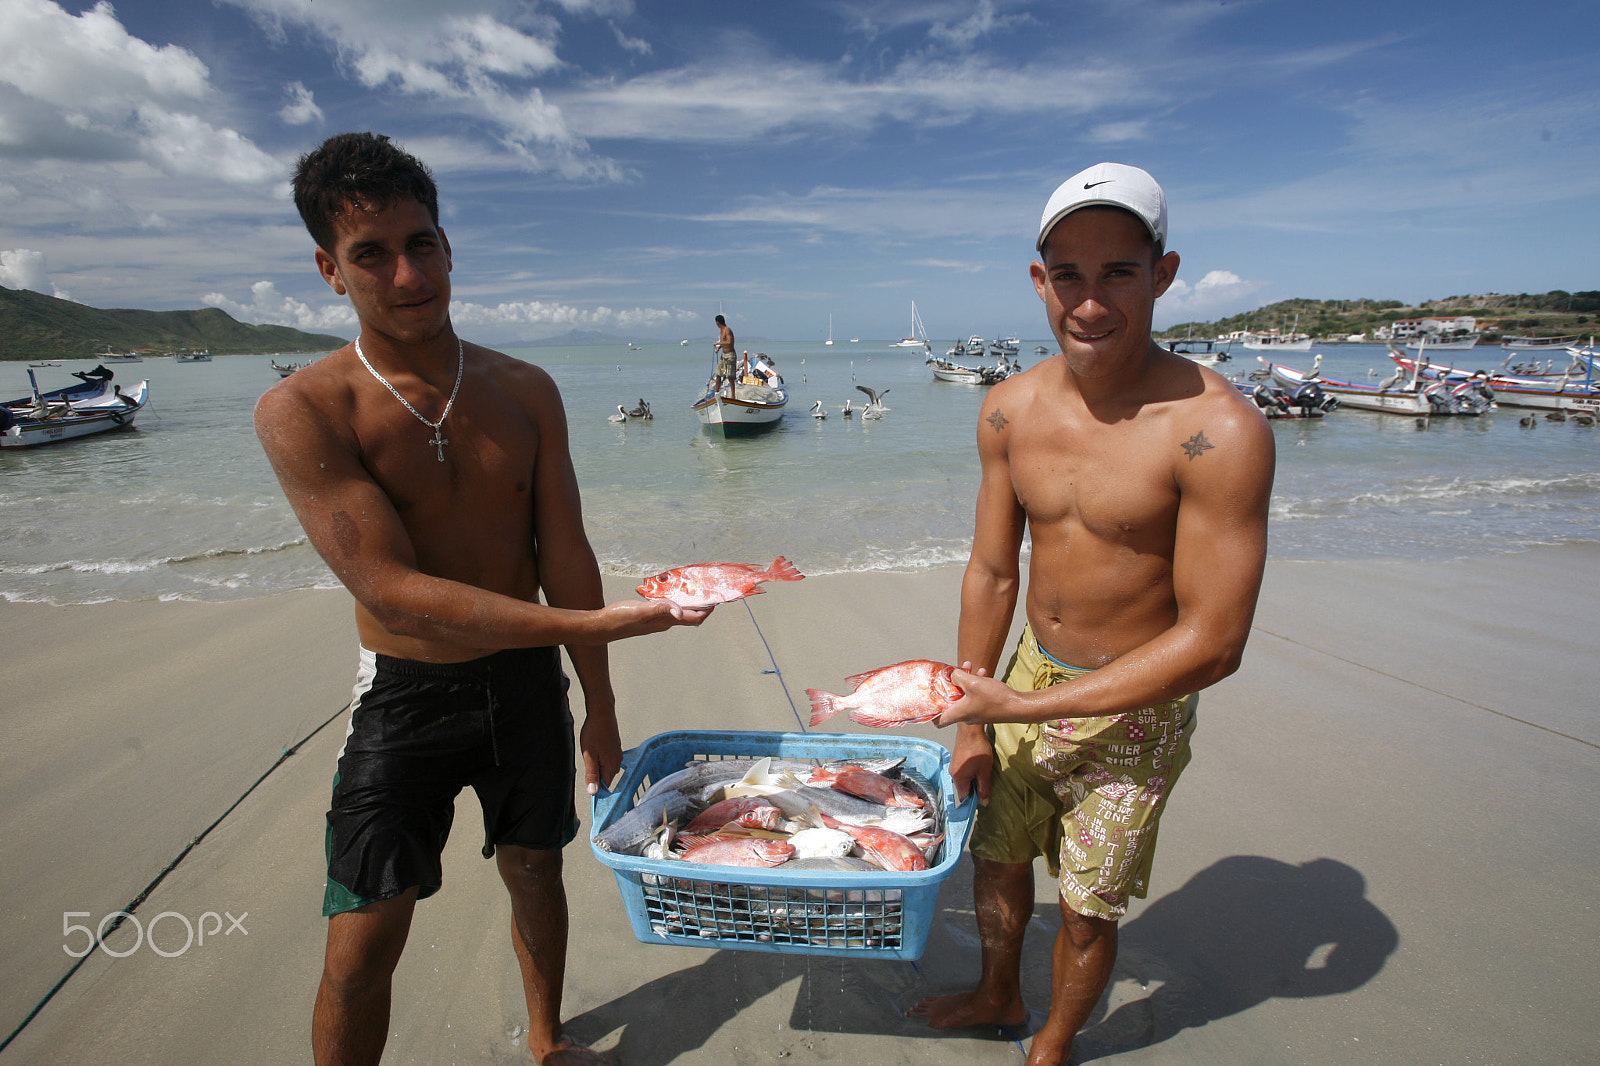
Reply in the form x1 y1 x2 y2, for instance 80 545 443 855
693 351 788 434
1 367 149 448
1388 350 1599 415
1260 354 1489 416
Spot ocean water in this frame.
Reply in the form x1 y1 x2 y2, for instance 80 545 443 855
2 342 1596 605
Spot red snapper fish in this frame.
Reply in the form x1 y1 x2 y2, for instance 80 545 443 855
818 813 929 872
806 659 964 728
636 557 804 608
684 797 780 833
807 765 927 809
679 837 795 868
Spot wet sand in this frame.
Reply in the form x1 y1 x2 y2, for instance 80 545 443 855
2 546 1596 1064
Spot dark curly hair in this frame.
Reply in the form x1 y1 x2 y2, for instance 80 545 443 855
291 132 439 253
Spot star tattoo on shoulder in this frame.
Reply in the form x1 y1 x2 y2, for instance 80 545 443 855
986 408 1009 432
1181 431 1215 460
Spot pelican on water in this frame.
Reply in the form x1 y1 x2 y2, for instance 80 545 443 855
810 400 827 419
855 384 890 413
608 405 627 423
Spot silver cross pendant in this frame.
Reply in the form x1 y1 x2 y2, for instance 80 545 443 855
428 430 448 461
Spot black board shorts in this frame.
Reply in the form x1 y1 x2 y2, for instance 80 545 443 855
322 645 578 917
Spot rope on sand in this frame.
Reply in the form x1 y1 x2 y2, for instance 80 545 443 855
0 699 351 1054
744 598 806 732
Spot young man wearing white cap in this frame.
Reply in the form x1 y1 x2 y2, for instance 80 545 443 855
914 163 1274 1063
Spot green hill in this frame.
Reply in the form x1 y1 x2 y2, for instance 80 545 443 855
0 285 349 361
1159 291 1600 343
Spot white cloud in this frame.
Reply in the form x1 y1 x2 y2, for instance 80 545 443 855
608 20 650 56
279 81 324 126
221 0 618 179
1157 269 1265 321
554 51 1145 144
0 0 278 182
203 280 357 333
928 0 1022 50
201 280 698 339
0 247 72 299
451 298 697 333
1087 121 1149 144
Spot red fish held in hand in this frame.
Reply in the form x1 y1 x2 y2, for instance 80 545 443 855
635 557 805 608
806 659 963 728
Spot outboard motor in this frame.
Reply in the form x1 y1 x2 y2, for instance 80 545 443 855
1251 384 1292 416
1291 381 1328 417
1424 384 1456 414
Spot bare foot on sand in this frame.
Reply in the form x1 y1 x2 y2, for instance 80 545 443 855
525 1037 613 1065
907 989 1028 1032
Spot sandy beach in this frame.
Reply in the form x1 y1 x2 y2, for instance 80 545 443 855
2 547 1597 1064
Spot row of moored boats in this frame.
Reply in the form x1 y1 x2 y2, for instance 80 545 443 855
1243 340 1600 420
927 334 1032 386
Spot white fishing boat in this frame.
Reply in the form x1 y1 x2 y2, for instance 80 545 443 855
174 349 212 362
98 347 143 363
1241 331 1313 352
928 350 1019 386
825 314 834 346
1404 332 1481 351
692 350 788 434
1390 348 1599 414
1501 334 1577 350
1241 313 1312 351
1260 351 1488 416
1166 339 1232 367
928 360 985 384
1 367 149 448
891 301 932 353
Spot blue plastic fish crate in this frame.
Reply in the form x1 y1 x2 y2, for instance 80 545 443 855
589 729 974 960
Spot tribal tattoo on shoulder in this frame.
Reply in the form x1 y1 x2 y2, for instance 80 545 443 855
986 408 1009 432
1181 430 1215 460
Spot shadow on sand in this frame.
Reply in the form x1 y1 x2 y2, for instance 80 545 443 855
563 854 1396 1063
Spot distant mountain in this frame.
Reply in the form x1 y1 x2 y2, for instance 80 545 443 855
0 285 349 361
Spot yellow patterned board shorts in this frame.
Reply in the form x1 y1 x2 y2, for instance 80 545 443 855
968 625 1196 919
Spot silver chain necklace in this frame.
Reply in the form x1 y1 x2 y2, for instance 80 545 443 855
354 337 464 462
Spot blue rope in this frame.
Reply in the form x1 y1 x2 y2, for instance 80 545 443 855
743 598 806 732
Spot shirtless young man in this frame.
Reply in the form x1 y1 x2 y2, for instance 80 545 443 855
256 132 708 1066
911 163 1275 1064
712 314 737 391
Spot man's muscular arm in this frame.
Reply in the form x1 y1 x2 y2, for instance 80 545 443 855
254 368 697 654
944 391 1275 726
524 366 631 793
948 385 1029 802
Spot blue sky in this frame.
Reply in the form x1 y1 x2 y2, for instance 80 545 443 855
1 0 1596 345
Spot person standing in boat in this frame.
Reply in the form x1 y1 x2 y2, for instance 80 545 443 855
912 162 1274 1064
712 313 737 394
255 131 709 1066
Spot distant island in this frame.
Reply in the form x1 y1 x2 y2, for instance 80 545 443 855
0 285 349 361
1159 290 1599 344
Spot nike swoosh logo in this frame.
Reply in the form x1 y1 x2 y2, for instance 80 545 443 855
1083 179 1115 189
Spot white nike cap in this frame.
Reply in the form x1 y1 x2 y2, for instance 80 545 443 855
1037 162 1167 252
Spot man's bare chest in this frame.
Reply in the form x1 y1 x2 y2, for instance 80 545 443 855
1009 429 1179 543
